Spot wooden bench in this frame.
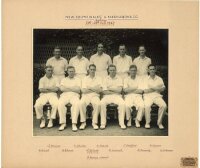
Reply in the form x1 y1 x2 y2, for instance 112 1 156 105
43 103 167 122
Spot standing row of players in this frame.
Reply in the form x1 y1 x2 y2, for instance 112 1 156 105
46 43 151 82
34 43 167 131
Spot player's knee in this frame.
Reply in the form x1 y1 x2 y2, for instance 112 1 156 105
125 104 132 109
124 100 130 107
100 99 106 106
72 101 79 107
79 99 85 106
160 102 167 110
58 101 66 108
138 103 145 109
50 98 59 106
51 102 58 108
92 102 100 107
34 101 43 108
144 104 151 110
118 100 125 106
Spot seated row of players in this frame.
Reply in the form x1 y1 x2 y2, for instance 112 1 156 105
34 64 167 132
46 43 151 82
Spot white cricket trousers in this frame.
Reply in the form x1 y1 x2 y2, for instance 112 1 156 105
144 96 167 125
79 95 100 124
100 95 125 126
34 93 58 119
58 94 80 124
125 94 144 121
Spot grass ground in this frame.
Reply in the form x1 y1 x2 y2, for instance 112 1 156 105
33 114 168 136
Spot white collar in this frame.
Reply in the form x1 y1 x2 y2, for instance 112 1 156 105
53 56 63 60
75 56 84 60
118 54 127 58
138 56 147 60
88 75 96 79
148 75 158 80
67 76 75 80
129 75 138 80
44 75 53 80
108 75 118 80
96 52 105 56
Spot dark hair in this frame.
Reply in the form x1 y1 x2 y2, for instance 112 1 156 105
89 64 96 69
67 66 75 71
45 65 53 69
138 45 146 49
106 64 116 75
119 44 126 48
76 45 84 50
129 64 137 70
54 46 61 50
97 43 104 47
108 64 116 70
148 64 156 69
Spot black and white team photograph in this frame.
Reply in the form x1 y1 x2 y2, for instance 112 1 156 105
33 29 168 136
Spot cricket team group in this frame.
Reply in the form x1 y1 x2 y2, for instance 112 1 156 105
34 43 167 132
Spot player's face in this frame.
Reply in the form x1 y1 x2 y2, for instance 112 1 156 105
53 49 61 58
76 46 83 56
45 67 53 77
68 68 75 78
97 44 104 53
89 66 96 76
109 67 116 77
138 47 146 56
119 46 126 55
148 66 156 76
129 67 137 76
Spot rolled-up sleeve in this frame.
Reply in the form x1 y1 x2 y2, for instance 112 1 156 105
46 58 51 66
89 55 94 64
77 78 81 88
60 78 65 88
108 55 112 65
81 78 87 89
123 78 128 89
38 78 44 89
117 77 123 87
55 78 60 88
113 57 117 66
102 78 108 91
158 78 165 88
64 59 68 71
